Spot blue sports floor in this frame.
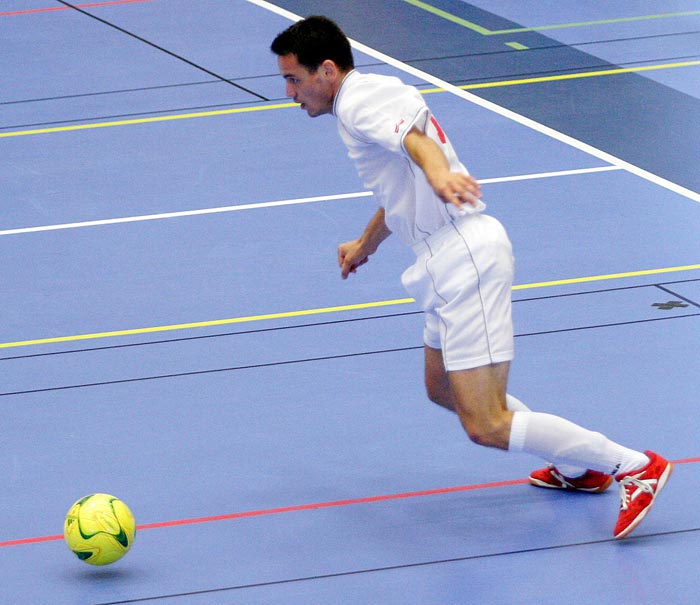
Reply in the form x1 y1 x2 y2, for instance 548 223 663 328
2 1 700 603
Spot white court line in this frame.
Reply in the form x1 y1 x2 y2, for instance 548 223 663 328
0 166 621 236
0 192 372 237
480 165 621 184
247 0 700 205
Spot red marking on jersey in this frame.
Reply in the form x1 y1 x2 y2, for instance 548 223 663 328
394 119 405 134
431 116 447 144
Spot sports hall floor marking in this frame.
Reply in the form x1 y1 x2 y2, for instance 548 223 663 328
0 0 150 18
0 166 621 236
248 0 700 205
1 4 695 594
3 4 697 347
1 264 698 350
0 103 298 138
423 61 700 92
3 457 699 548
402 1 700 36
3 3 697 200
511 265 700 291
2 60 699 139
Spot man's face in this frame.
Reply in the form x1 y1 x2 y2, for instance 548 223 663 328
277 54 336 118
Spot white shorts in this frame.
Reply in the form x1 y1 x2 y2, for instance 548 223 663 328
401 213 515 371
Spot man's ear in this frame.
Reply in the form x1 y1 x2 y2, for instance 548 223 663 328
320 59 340 79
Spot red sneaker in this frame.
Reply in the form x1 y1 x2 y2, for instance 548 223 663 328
614 451 673 539
529 464 613 493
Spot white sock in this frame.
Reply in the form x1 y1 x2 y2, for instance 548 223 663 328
551 463 588 478
506 395 586 477
505 393 530 412
509 411 649 476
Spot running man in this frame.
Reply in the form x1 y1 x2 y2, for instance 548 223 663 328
270 15 672 539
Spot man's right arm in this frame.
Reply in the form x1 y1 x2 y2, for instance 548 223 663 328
337 207 391 279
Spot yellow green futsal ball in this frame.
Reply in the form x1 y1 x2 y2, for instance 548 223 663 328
64 493 136 566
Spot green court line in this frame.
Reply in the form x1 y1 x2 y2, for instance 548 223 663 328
489 11 700 35
402 0 492 34
1 264 698 350
402 1 700 36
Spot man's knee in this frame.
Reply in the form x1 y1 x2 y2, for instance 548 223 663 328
457 407 512 449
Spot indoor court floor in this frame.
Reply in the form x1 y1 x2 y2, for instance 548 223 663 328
2 1 700 603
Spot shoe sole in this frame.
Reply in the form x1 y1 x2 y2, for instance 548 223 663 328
614 462 673 540
529 475 613 493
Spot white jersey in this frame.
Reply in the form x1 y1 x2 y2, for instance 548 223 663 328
332 70 485 246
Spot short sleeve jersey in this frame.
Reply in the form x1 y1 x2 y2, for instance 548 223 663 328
332 70 485 246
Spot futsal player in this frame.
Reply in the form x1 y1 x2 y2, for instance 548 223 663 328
271 16 672 539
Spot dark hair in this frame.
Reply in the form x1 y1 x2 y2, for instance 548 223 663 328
271 15 354 72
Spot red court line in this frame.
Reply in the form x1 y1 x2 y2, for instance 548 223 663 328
138 478 529 531
3 458 698 549
0 0 151 17
0 478 528 548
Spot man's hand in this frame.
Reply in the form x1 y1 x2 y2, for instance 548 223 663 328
338 240 369 279
430 172 482 209
337 207 391 279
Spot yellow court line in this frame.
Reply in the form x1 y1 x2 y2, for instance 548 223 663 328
420 60 700 93
2 264 698 350
402 1 700 36
0 299 415 350
512 264 700 290
0 102 298 139
1 60 698 139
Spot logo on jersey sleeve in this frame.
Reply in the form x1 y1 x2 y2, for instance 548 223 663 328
430 116 447 144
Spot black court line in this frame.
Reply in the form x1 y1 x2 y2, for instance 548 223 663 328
0 75 271 108
514 277 700 303
4 48 699 131
0 99 286 132
398 40 700 71
0 346 422 397
0 62 376 110
54 0 269 102
515 312 700 338
562 30 700 49
5 27 697 109
406 51 700 83
654 284 700 308
91 526 700 604
2 278 697 362
0 312 422 361
2 313 697 397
